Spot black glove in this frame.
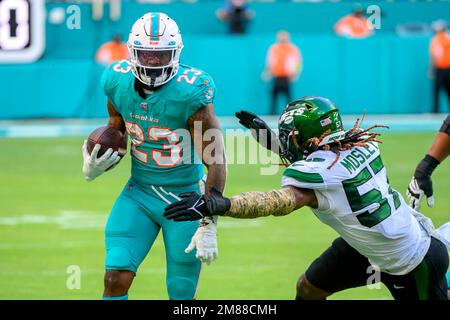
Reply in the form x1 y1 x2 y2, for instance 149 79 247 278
406 154 439 210
163 188 231 221
236 110 278 152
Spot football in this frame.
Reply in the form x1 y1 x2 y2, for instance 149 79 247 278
86 126 127 157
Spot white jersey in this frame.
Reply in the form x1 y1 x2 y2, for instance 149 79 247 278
281 141 431 275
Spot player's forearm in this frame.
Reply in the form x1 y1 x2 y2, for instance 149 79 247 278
107 100 126 133
417 117 450 178
428 132 450 163
189 104 227 194
107 117 125 133
203 160 226 228
204 163 227 194
427 116 450 162
224 188 298 219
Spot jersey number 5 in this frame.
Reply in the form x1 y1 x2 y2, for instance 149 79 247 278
125 121 182 167
342 155 401 228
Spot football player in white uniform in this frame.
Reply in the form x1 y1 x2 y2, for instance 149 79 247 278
164 96 449 300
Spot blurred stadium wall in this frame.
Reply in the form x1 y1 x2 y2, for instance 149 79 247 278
0 0 449 119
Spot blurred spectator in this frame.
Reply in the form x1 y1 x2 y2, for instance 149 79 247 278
91 0 121 21
430 20 450 113
262 31 302 115
334 3 373 39
216 0 254 34
95 34 129 66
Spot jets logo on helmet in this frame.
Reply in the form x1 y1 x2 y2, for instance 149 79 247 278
127 12 184 87
279 108 305 125
278 96 389 169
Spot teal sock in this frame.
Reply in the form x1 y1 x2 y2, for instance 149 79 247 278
102 294 128 300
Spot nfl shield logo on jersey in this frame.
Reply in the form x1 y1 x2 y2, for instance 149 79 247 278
141 102 148 111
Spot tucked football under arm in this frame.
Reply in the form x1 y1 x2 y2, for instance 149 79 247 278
223 187 315 219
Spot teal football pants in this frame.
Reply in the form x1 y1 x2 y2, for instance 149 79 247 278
105 178 205 300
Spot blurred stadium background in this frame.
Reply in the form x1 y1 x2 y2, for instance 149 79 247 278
0 0 449 300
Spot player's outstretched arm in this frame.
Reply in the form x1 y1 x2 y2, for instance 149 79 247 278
186 103 227 265
188 103 227 194
235 110 280 154
163 186 317 221
81 100 126 181
407 115 450 210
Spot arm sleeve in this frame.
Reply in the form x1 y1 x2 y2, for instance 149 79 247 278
439 115 450 135
225 188 297 219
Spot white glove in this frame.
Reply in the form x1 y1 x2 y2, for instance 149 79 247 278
185 217 218 265
406 177 434 211
82 140 120 181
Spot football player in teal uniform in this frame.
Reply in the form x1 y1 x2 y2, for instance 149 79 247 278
81 12 227 300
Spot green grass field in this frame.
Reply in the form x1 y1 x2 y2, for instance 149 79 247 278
0 132 449 300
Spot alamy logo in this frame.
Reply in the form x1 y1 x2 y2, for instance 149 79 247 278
66 265 81 290
366 264 381 290
366 5 381 30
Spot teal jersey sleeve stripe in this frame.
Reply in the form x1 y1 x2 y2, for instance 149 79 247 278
284 168 324 184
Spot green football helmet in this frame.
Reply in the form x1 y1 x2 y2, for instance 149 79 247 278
278 96 346 164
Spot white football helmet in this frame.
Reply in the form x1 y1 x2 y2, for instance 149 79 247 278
127 12 183 87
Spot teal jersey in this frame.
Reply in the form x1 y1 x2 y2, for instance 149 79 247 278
101 60 216 187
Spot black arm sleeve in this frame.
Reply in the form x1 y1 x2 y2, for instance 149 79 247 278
439 115 450 135
415 154 440 179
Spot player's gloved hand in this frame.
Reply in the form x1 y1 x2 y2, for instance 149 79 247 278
163 188 230 221
185 217 218 265
407 177 434 211
235 110 280 154
82 140 120 181
406 155 440 211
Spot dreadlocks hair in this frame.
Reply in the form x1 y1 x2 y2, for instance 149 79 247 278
301 117 389 170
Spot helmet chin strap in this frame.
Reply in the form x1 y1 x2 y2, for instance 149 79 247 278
149 77 156 87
